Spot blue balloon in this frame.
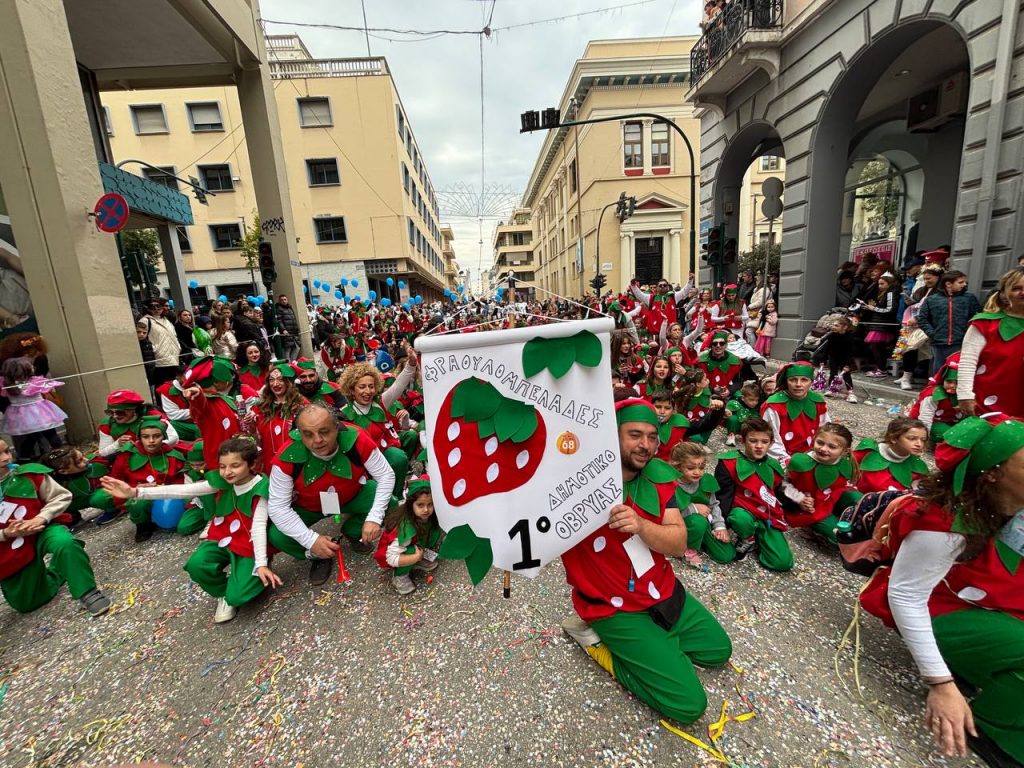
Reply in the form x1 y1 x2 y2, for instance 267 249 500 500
151 499 185 529
381 298 392 307
334 290 343 299
398 281 406 289
368 290 377 301
351 279 359 288
312 297 320 305
303 285 309 293
415 295 423 304
386 277 394 287
340 278 349 286
168 299 175 308
354 295 361 303
403 303 411 311
218 294 227 302
321 277 330 286
188 279 198 289
458 284 465 293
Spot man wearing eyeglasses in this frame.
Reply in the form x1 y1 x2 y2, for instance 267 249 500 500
696 330 744 399
629 275 694 335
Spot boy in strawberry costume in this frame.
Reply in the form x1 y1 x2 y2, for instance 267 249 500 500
783 423 862 545
108 416 186 542
155 370 200 441
560 399 732 724
760 362 830 464
715 417 791 570
42 447 114 526
859 414 1024 766
0 438 110 615
267 404 395 583
181 357 243 471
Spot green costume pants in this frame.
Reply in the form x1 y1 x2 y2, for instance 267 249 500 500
184 541 264 607
0 525 98 613
383 446 409 499
689 431 709 446
267 480 380 557
399 429 420 460
684 513 736 563
68 489 115 515
177 496 215 536
727 508 794 572
724 415 743 434
170 420 200 442
591 592 732 723
807 515 840 545
126 498 153 526
933 609 1024 762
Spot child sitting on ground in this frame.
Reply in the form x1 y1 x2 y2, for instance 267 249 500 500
177 441 215 536
853 416 929 493
906 355 963 443
374 475 441 595
761 362 830 465
42 447 114 527
668 442 735 565
673 370 723 445
715 418 790 571
724 383 762 448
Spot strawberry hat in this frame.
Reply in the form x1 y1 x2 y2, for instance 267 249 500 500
406 474 432 497
935 413 1024 494
186 440 205 462
106 389 145 410
183 356 234 387
137 415 168 436
922 249 948 265
272 361 299 379
723 283 738 296
615 398 660 428
294 358 317 371
928 352 960 387
709 330 730 344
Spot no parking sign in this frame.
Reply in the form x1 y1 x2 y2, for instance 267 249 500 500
93 193 130 233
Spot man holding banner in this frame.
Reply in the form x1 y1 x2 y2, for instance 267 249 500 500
561 399 732 724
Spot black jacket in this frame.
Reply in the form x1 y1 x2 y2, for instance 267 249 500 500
276 303 300 335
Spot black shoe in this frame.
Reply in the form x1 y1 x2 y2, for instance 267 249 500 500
309 557 334 585
968 731 1024 768
344 534 373 554
134 522 156 543
734 536 756 561
80 589 112 616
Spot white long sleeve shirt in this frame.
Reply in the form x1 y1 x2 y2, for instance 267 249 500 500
97 421 179 457
137 476 269 571
762 407 831 465
159 393 192 423
954 325 986 402
267 447 395 555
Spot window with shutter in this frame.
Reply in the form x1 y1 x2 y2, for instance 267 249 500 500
187 102 223 132
131 105 168 134
298 97 332 127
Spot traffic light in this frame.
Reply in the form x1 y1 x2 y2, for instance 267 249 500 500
541 108 561 129
723 237 737 264
703 225 723 265
590 273 607 291
520 110 540 133
615 193 638 224
258 241 277 288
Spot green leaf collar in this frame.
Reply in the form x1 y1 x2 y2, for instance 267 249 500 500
623 458 680 518
973 311 1024 341
766 390 825 421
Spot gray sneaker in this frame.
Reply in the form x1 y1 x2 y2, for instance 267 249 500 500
80 589 111 616
413 557 439 572
391 574 416 595
561 614 600 647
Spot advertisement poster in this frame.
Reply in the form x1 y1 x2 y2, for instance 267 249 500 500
851 239 898 265
416 318 620 582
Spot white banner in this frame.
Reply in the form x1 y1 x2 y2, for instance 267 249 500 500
416 318 622 579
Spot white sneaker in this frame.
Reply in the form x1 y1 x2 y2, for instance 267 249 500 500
561 614 600 647
214 597 237 623
725 434 736 447
899 374 914 391
391 574 416 595
846 392 858 403
79 507 105 522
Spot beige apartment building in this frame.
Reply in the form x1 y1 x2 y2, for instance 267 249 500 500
521 37 702 298
491 208 536 300
737 156 786 252
103 34 452 306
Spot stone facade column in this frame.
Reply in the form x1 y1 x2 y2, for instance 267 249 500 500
0 0 148 438
619 232 634 291
642 119 654 176
668 229 682 286
236 42 312 357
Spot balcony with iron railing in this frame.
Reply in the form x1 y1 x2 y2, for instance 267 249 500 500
269 57 388 80
688 0 784 102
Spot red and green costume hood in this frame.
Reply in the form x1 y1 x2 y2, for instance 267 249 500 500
203 472 272 560
853 438 928 493
784 451 858 527
717 449 786 528
0 464 52 581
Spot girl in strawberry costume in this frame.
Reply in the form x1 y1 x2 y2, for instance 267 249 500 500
956 267 1024 419
673 370 721 445
908 355 964 443
854 417 929 493
708 284 749 337
638 356 672 399
668 441 735 564
108 416 186 542
760 362 830 464
715 417 791 571
783 423 862 545
859 414 1024 766
102 437 281 624
319 333 353 382
374 476 441 595
338 355 418 497
0 438 110 615
610 331 646 386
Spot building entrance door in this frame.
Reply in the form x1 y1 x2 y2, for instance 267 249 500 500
635 237 664 284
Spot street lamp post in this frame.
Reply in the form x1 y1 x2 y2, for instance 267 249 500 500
521 109 698 278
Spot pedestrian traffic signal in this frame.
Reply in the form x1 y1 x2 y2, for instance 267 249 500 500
258 241 277 288
723 237 737 264
703 225 723 265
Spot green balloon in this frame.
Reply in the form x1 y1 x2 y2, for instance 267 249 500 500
192 327 212 354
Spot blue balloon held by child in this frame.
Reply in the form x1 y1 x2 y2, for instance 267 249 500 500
151 499 185 529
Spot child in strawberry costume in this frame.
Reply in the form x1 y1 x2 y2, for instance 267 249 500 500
181 357 243 471
760 362 830 464
724 382 762 447
108 416 186 542
858 414 1024 765
42 447 114 526
102 437 280 624
560 399 732 724
320 333 353 382
96 389 178 459
668 441 735 564
177 441 216 536
672 370 723 446
854 416 929 493
715 417 791 571
374 476 441 595
155 370 200 442
782 423 862 545
908 355 965 443
0 438 110 615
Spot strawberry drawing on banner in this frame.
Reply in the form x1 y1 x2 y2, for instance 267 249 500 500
417 318 621 586
433 377 546 506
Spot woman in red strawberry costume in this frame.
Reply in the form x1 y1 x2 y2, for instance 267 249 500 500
956 267 1024 419
708 284 749 337
783 423 862 544
715 417 791 571
859 414 1024 765
339 355 418 495
235 341 269 393
560 399 732 724
103 437 281 624
0 438 111 616
629 277 691 336
854 417 929 493
96 389 178 460
760 362 830 465
181 357 245 471
685 287 714 331
246 362 308 464
108 416 186 542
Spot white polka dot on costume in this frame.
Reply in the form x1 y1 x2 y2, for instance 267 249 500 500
380 438 388 448
447 448 461 468
217 536 232 548
515 450 530 469
274 425 282 435
146 475 155 483
358 475 367 485
229 519 241 533
10 537 24 550
452 478 467 499
936 409 944 417
484 436 498 456
593 536 606 552
888 485 900 491
976 365 987 375
743 489 753 497
13 506 26 520
486 463 499 482
447 422 461 441
687 411 694 419
610 596 624 608
823 488 832 496
213 516 225 525
957 586 987 602
806 437 813 446
784 431 794 441
221 418 231 430
984 395 999 406
648 582 661 600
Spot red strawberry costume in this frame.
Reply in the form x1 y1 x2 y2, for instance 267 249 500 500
696 347 743 392
237 363 267 393
656 413 691 460
853 438 928 493
783 452 862 542
182 357 241 470
760 390 829 464
959 312 1024 418
715 449 792 571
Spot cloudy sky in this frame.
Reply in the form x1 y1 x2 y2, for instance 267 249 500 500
259 0 700 288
